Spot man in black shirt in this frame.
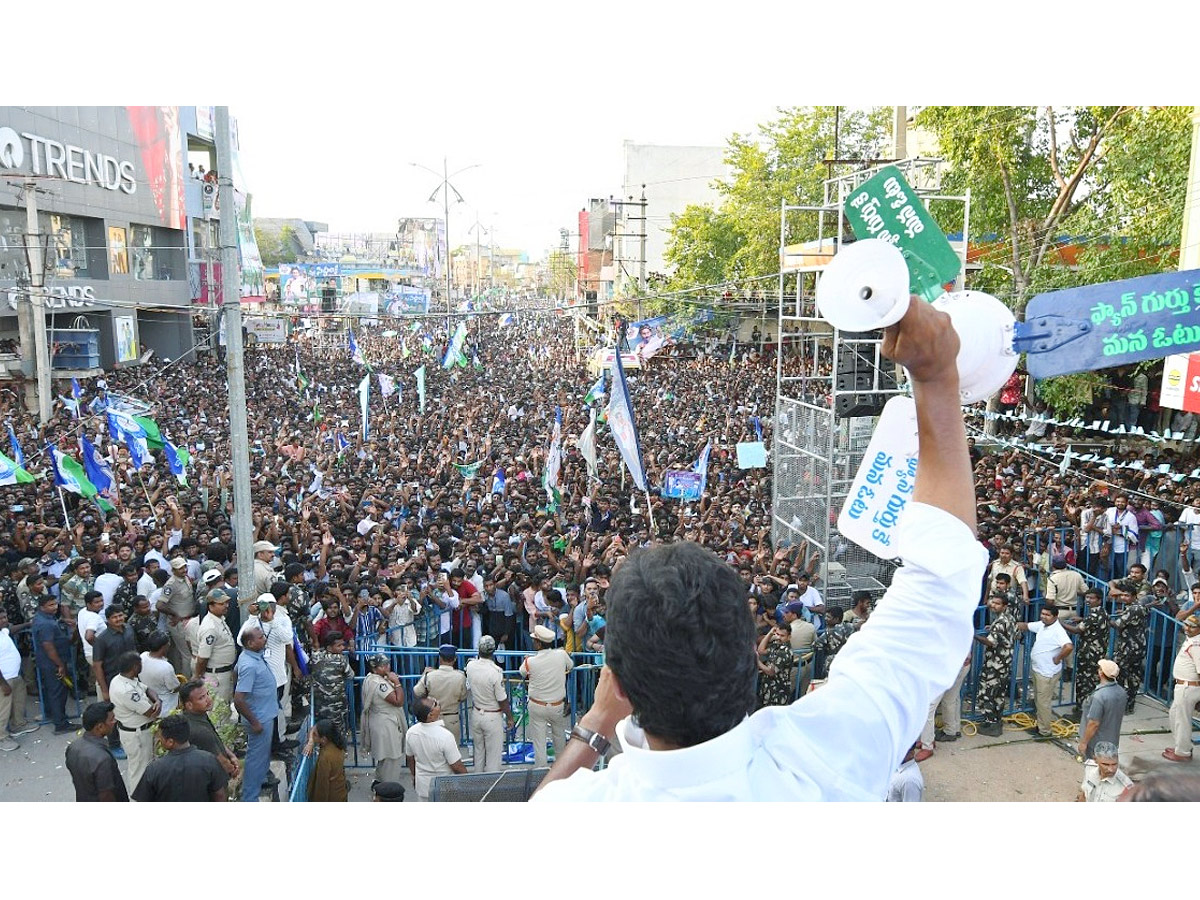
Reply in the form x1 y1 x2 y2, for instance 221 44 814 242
64 702 128 802
178 680 239 782
131 715 228 802
92 605 137 755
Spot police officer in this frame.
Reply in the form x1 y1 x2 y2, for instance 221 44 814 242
108 650 161 794
414 644 468 743
520 624 573 768
1064 589 1107 717
973 592 1016 737
1164 615 1200 762
31 594 78 733
309 631 353 732
194 589 237 703
157 557 196 675
465 635 513 772
1109 580 1148 714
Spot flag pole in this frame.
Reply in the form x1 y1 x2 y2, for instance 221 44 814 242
644 486 655 537
136 469 155 512
56 486 72 528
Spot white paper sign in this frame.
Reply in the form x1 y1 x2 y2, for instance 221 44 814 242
838 396 919 559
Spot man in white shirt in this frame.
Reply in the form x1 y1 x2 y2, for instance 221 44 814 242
791 572 824 628
77 591 106 672
1017 606 1073 737
1079 499 1110 578
94 562 123 611
0 608 33 751
139 633 181 715
1105 495 1138 578
406 696 467 800
1179 498 1200 570
533 296 989 801
137 561 159 603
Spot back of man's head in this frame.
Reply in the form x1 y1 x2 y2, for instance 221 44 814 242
605 542 756 748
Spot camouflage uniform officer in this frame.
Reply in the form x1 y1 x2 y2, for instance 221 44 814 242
58 559 95 619
1065 589 1108 717
1110 580 1148 714
128 597 160 653
812 607 857 679
973 593 1017 736
112 566 141 616
309 631 353 732
284 566 314 720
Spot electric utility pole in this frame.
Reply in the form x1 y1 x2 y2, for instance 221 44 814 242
411 158 478 334
19 182 53 423
215 106 255 582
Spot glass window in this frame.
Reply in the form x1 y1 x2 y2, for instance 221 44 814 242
108 226 128 275
48 214 88 278
130 224 154 280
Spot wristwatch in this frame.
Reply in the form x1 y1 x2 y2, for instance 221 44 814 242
569 724 611 755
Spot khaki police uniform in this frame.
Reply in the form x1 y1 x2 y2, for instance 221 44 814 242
465 656 508 772
196 611 237 702
162 574 196 675
521 647 573 769
109 672 157 795
1169 633 1200 756
414 664 468 744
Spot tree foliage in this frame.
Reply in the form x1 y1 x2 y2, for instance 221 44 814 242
662 106 893 292
253 223 297 268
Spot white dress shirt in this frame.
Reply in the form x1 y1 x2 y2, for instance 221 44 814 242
534 502 988 802
139 652 180 714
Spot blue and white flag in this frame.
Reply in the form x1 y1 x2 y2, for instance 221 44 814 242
543 407 563 509
80 435 114 494
377 372 396 399
71 378 83 419
47 444 97 498
752 415 763 443
7 423 24 469
499 313 514 328
693 439 712 494
107 411 148 469
357 375 370 440
492 465 506 495
583 373 605 407
348 329 365 365
606 347 647 492
335 432 350 458
163 439 189 486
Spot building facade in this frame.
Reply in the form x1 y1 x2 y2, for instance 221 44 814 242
0 106 196 370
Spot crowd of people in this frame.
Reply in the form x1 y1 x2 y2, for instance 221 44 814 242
1 307 1199 801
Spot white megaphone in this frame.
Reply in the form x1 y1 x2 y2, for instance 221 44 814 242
815 239 1018 404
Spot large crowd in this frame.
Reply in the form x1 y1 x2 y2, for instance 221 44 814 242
1 308 1199 801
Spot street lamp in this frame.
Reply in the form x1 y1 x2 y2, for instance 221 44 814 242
410 158 479 333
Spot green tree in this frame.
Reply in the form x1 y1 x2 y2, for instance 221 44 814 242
662 106 893 289
915 105 1135 311
253 223 297 268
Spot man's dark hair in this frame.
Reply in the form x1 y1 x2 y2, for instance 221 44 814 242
104 604 125 620
1123 772 1200 802
826 606 844 622
158 715 190 744
82 701 114 732
146 632 170 652
117 650 141 674
604 541 756 748
178 681 207 706
413 697 437 723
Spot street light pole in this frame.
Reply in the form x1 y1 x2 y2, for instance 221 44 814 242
410 159 479 335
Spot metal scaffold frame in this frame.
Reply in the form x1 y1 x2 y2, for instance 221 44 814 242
771 159 970 605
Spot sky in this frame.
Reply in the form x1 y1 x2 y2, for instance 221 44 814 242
19 2 1192 265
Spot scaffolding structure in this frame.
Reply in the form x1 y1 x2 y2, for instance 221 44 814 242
771 159 970 606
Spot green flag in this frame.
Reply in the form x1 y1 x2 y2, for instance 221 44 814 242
0 450 34 486
313 403 323 425
96 496 116 514
297 372 310 393
453 460 482 479
132 415 163 450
